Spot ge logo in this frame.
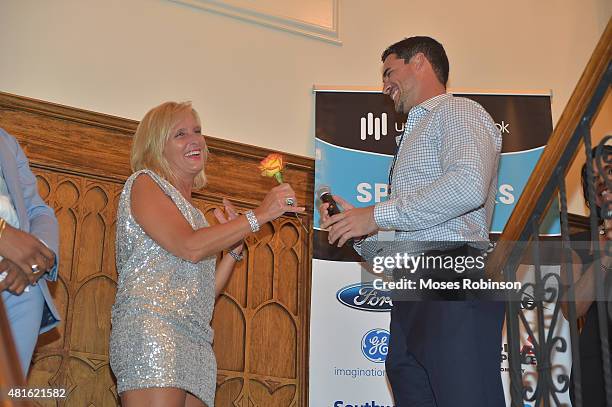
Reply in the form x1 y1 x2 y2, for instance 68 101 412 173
361 328 389 363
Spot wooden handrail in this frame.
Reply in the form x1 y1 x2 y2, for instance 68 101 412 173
0 297 30 407
487 19 612 274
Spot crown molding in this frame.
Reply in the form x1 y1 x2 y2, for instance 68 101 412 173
170 0 341 45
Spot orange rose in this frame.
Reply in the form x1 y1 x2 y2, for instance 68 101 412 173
259 153 285 183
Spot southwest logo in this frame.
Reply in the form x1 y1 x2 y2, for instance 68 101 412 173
336 283 393 312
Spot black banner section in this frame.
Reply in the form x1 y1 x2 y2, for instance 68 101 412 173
453 93 552 153
315 92 405 155
316 92 552 155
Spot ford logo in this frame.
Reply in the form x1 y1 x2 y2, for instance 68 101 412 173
336 283 393 312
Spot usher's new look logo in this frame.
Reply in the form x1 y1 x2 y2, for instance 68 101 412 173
495 120 510 134
360 113 388 140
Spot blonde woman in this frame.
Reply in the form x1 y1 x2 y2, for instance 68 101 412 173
110 102 303 407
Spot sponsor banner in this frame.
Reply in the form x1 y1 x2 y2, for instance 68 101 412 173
310 89 566 406
313 90 559 246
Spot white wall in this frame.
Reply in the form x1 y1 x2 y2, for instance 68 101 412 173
0 0 609 213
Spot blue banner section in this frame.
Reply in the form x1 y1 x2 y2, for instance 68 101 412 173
453 93 552 153
316 139 561 236
314 139 392 227
493 147 560 235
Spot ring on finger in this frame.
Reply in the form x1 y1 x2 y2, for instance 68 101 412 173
285 197 295 206
31 264 41 274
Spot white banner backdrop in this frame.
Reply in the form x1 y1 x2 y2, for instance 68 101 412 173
309 260 393 407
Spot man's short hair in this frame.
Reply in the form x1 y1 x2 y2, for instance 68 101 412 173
381 36 449 86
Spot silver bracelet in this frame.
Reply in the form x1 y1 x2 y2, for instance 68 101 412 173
245 210 260 233
228 249 244 262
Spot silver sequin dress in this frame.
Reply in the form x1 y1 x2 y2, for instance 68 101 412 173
110 169 217 406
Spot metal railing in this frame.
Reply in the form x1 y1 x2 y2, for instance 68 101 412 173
486 20 611 407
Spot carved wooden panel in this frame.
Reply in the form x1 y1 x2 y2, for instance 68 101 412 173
206 208 310 407
26 171 121 407
0 91 313 407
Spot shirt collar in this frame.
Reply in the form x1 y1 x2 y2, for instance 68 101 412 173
416 92 451 112
395 93 451 145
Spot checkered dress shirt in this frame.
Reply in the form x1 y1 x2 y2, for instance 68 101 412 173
357 93 501 261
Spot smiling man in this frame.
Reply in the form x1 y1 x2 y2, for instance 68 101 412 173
319 36 504 407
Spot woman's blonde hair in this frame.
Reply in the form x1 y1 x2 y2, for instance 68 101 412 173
131 101 207 189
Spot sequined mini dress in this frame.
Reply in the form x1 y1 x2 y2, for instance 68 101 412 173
110 169 217 406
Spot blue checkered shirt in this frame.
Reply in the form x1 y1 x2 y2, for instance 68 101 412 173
357 93 501 261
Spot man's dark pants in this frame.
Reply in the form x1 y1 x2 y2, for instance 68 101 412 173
384 246 506 407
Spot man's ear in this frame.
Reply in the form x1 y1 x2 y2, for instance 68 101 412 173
412 53 425 71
